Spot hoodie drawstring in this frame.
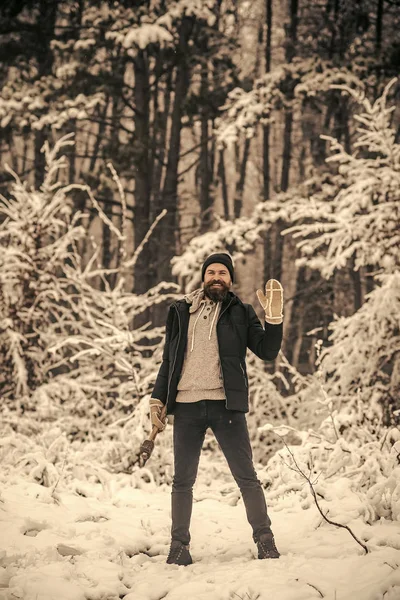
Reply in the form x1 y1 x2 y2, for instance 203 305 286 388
209 302 220 340
190 301 220 352
191 303 206 352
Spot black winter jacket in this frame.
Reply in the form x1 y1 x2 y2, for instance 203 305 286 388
151 291 283 413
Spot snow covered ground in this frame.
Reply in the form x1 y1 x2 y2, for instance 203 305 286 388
1 453 399 600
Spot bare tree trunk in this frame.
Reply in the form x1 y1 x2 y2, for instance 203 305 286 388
101 97 121 288
66 0 83 191
263 0 273 283
150 54 171 218
101 200 112 287
337 96 351 153
263 0 272 202
263 123 271 201
333 268 355 317
68 120 78 211
133 49 151 296
157 17 194 283
199 59 212 232
89 100 109 173
34 0 57 189
209 117 216 189
291 298 305 370
281 112 293 193
350 257 362 311
147 67 172 309
233 137 251 219
335 99 362 312
285 0 299 63
217 148 230 220
78 99 111 264
281 0 298 192
270 0 298 283
376 0 384 54
281 0 298 189
280 234 302 358
34 132 47 189
327 0 340 58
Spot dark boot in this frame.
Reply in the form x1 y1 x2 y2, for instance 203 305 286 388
257 532 280 559
166 540 193 566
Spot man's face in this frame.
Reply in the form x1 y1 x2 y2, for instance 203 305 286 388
203 263 232 302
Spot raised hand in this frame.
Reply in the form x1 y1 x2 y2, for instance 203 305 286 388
256 279 284 324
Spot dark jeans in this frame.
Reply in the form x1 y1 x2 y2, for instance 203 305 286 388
171 400 272 545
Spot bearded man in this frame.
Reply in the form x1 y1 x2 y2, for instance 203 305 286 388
150 253 284 565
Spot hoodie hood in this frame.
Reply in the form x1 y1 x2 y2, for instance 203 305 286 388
184 288 206 313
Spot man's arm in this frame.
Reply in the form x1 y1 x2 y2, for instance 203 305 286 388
247 279 284 360
246 304 283 361
151 306 174 405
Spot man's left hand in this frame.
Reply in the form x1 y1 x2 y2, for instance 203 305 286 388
256 279 284 324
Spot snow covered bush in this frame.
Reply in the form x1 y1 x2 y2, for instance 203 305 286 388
318 273 400 426
259 272 399 524
0 135 179 479
259 416 400 524
243 352 324 464
0 414 174 494
282 79 400 277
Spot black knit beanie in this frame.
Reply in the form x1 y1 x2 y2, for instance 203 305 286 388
201 253 234 283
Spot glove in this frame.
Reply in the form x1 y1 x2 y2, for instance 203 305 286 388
256 279 284 325
150 398 166 431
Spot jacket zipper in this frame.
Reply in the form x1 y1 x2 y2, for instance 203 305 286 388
240 363 248 388
217 297 233 409
166 304 181 411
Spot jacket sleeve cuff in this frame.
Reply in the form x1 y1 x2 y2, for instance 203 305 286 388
149 398 164 407
265 315 283 325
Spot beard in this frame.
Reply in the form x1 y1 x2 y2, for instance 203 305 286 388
204 280 230 302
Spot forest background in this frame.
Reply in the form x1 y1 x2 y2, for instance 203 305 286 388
0 0 399 528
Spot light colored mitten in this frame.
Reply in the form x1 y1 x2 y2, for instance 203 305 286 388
149 398 166 431
256 279 284 325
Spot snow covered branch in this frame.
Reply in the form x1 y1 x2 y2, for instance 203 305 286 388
0 135 179 429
